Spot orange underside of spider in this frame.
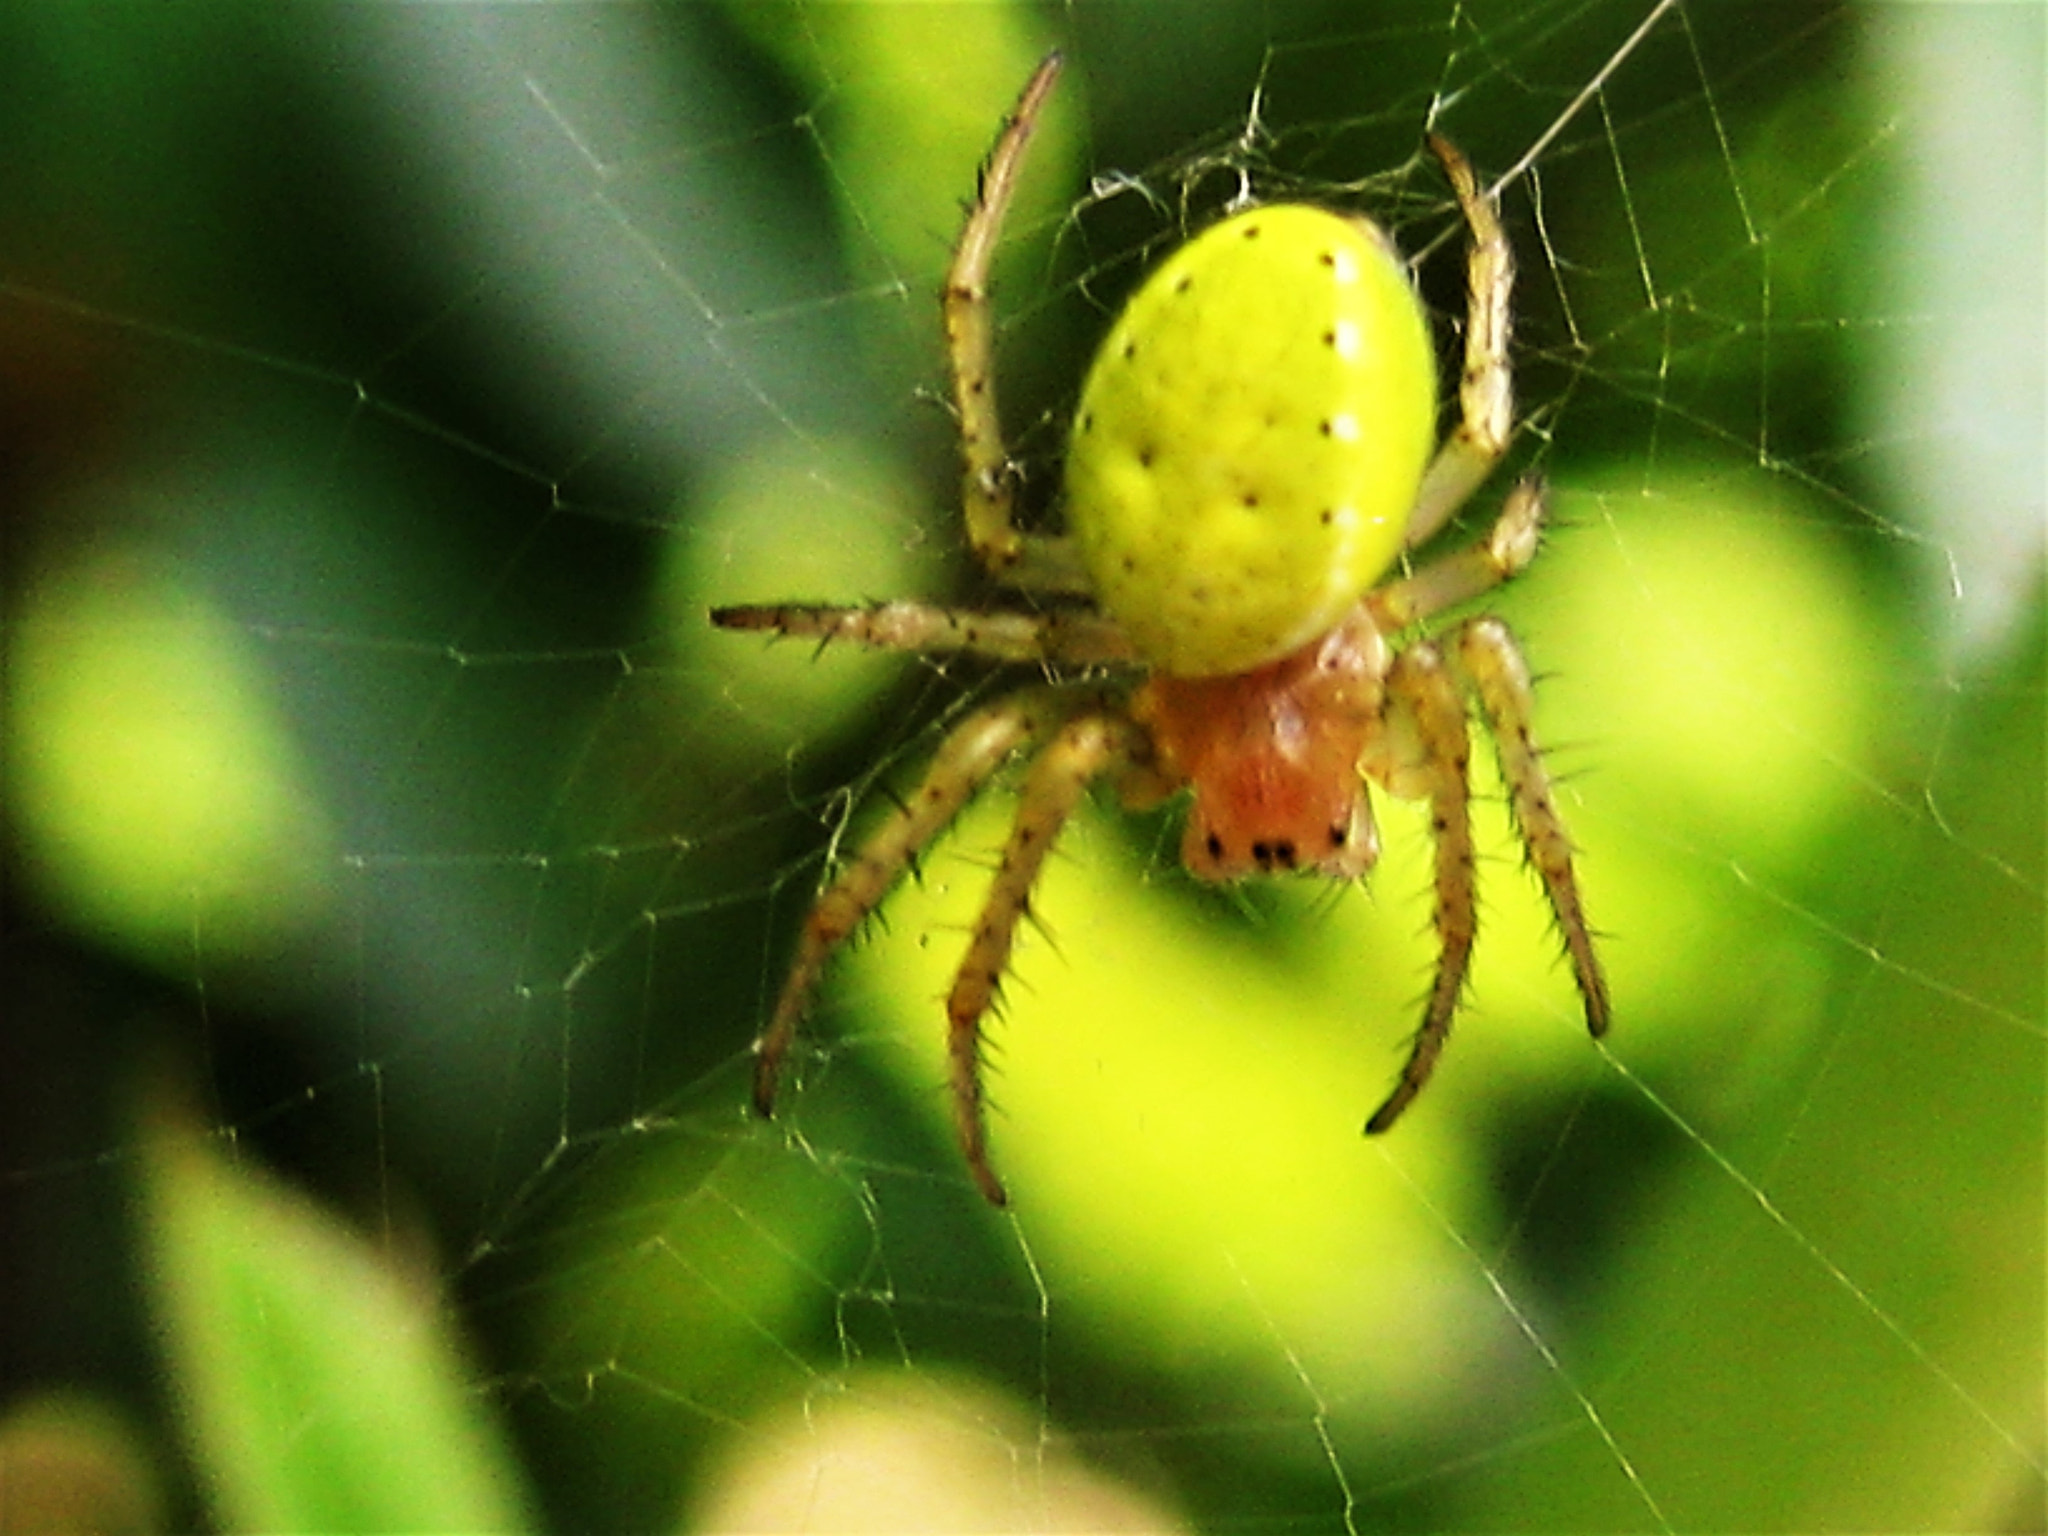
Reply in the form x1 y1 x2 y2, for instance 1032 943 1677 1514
712 53 1609 1206
1131 610 1389 880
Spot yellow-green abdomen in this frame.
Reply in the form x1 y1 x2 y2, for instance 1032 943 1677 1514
1065 203 1437 678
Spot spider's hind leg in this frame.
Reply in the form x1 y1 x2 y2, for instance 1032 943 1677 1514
1405 135 1516 552
942 51 1089 595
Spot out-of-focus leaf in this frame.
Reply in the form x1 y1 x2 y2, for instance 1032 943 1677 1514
138 1095 532 1534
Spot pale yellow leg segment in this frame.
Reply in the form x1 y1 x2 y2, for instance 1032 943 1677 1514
710 600 1136 668
1407 135 1516 552
1453 616 1611 1037
750 689 1075 1122
1368 475 1545 634
942 51 1088 593
944 709 1140 1206
1365 643 1478 1135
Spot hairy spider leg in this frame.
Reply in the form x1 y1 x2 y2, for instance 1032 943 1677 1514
1406 134 1517 552
1362 642 1477 1133
1368 474 1545 633
710 601 1137 669
749 687 1080 1122
944 708 1144 1205
1354 475 1608 1130
1364 612 1608 1133
1454 615 1611 1037
942 50 1087 594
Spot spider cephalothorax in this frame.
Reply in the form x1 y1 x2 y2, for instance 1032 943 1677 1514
715 53 1608 1205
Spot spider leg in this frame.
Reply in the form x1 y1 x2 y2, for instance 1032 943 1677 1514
1367 474 1544 634
750 687 1078 1124
1363 642 1477 1134
1406 135 1515 552
943 51 1089 594
1452 615 1611 1037
944 707 1140 1206
711 600 1137 669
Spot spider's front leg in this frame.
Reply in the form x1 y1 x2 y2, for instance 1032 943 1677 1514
944 705 1143 1205
1453 616 1610 1037
1358 604 1608 1135
748 688 1075 1125
1361 642 1478 1133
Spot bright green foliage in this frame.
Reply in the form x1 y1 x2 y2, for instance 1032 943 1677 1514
141 1112 533 1534
1066 204 1436 678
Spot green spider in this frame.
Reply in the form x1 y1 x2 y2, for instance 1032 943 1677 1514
715 54 1609 1205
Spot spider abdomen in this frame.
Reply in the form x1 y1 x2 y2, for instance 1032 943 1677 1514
1066 204 1436 680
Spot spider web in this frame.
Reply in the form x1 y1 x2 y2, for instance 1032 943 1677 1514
2 2 2042 1532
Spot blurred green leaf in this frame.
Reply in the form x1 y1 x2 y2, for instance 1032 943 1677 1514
138 1094 533 1535
7 543 335 971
